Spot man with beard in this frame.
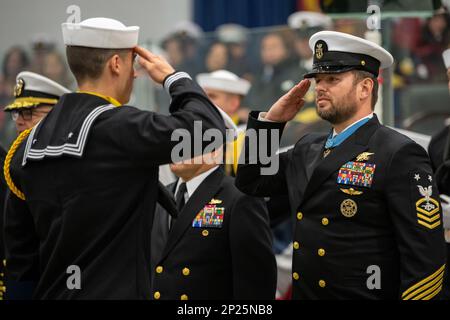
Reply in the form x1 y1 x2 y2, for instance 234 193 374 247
236 31 447 299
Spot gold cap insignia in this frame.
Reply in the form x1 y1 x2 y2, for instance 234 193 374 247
13 78 24 97
356 152 374 162
315 43 324 60
315 40 327 60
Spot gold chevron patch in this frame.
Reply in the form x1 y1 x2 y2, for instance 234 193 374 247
416 198 441 229
402 265 445 300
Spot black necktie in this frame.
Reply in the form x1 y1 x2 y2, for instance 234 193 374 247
170 182 187 229
175 182 187 212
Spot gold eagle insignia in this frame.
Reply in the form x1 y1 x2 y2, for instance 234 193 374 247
356 152 375 162
209 198 222 205
315 43 324 60
14 78 24 97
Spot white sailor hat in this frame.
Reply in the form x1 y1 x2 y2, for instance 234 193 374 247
443 48 450 69
216 24 248 44
4 71 71 111
196 70 251 96
171 21 204 40
304 31 394 78
62 17 139 49
288 11 332 30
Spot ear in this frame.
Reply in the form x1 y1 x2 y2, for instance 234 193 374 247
108 54 121 76
358 78 373 102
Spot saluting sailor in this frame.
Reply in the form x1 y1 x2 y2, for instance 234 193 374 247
3 17 225 299
236 31 447 299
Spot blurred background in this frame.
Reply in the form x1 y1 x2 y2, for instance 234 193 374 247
0 0 449 149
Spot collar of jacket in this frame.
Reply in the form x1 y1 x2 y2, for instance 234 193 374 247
77 91 122 107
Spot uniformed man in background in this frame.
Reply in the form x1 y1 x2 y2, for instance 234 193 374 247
196 70 250 175
3 71 71 134
3 17 225 299
236 31 447 299
0 145 6 301
151 116 276 300
428 47 450 299
1 71 70 300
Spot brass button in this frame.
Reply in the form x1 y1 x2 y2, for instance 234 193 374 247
154 291 161 300
202 230 209 237
297 212 303 220
293 272 300 280
182 268 190 276
293 242 300 250
361 60 366 66
180 294 188 300
155 266 163 274
322 218 329 226
318 249 326 257
319 280 326 288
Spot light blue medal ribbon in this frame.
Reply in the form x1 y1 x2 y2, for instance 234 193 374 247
325 117 372 149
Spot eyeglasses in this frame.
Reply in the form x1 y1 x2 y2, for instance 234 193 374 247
11 108 49 122
11 109 33 121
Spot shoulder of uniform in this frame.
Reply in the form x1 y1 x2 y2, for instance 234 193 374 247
376 125 422 152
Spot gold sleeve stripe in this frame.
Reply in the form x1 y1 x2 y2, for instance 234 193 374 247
404 272 444 300
423 284 443 300
402 265 445 299
411 278 443 300
417 213 441 223
417 220 441 229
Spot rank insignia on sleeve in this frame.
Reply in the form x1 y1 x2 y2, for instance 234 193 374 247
337 161 376 188
415 181 441 230
192 204 225 228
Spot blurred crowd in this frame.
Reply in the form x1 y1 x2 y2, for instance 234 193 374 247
0 36 75 147
1 7 450 148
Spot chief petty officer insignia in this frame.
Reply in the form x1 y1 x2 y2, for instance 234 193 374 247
192 199 225 228
413 173 441 230
315 40 327 60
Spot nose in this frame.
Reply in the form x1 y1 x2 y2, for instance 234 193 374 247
315 82 326 95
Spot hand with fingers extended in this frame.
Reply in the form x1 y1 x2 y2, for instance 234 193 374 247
264 79 311 123
134 46 175 84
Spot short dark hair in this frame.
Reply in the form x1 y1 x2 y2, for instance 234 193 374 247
352 70 379 110
66 46 129 83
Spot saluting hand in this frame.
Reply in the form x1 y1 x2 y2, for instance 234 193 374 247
264 79 311 123
134 46 175 84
